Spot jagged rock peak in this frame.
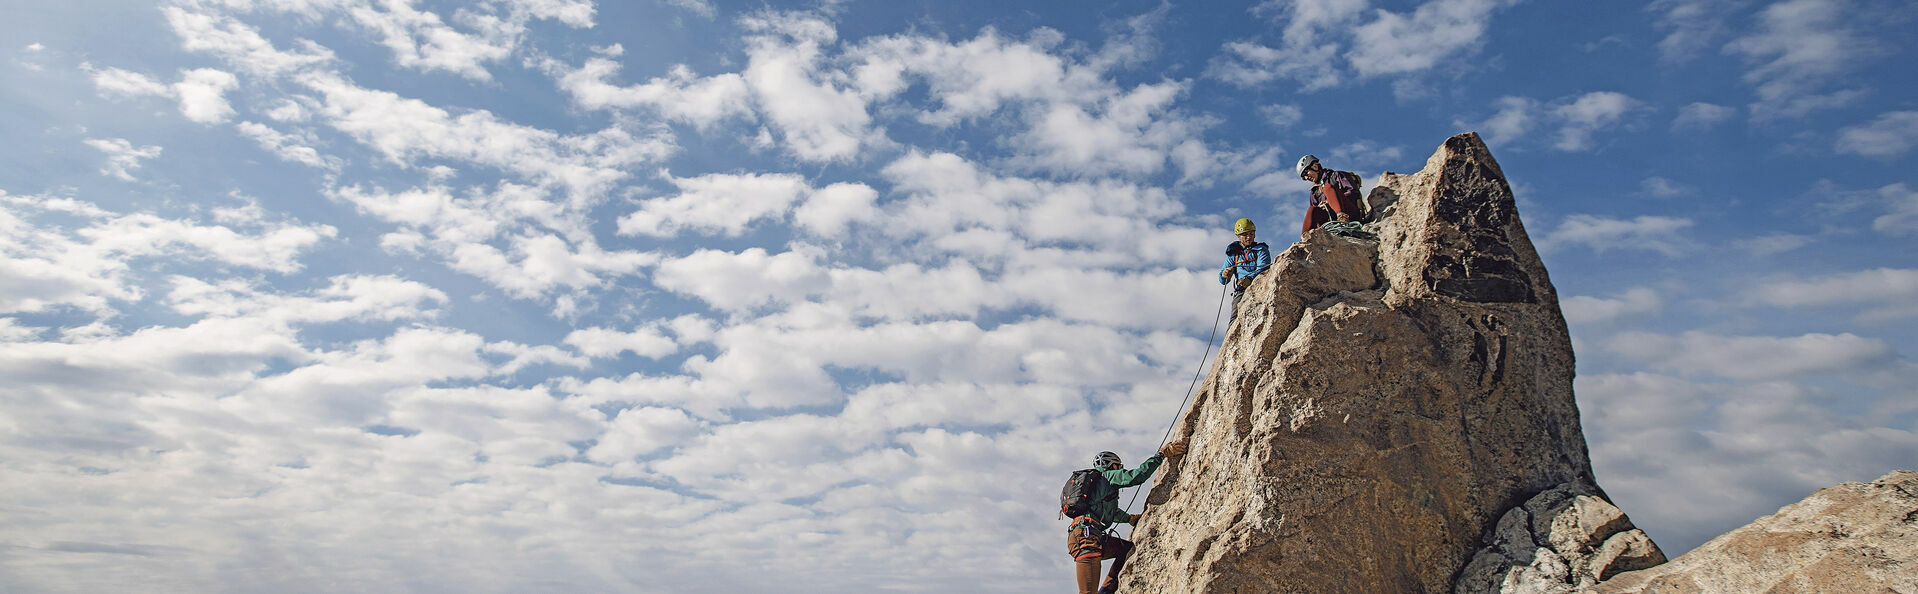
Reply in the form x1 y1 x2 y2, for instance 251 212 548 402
1117 133 1657 593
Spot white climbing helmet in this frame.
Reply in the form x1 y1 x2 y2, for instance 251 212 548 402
1094 451 1122 469
1296 155 1320 180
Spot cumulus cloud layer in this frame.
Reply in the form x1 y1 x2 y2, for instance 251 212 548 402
6 1 1915 592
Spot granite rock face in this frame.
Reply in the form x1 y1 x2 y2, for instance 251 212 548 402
1115 133 1655 593
1594 470 1918 594
1454 483 1666 593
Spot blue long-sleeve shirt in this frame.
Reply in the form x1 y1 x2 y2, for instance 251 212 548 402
1220 241 1271 286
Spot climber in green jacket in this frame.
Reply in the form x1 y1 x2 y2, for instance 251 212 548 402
1067 440 1187 594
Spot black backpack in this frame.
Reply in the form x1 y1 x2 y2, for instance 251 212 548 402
1060 468 1110 518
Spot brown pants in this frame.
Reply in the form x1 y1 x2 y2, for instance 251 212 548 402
1067 518 1133 594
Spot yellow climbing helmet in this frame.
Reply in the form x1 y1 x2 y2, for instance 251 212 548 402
1234 218 1256 234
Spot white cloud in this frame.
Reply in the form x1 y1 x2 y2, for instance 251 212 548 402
16 3 1918 590
163 7 335 76
1561 287 1662 324
794 182 880 237
82 212 337 275
1646 0 1738 63
265 99 310 121
1347 0 1518 77
1724 0 1875 120
1011 81 1192 176
1640 176 1689 197
83 138 162 181
171 0 593 83
652 248 830 312
998 267 1220 330
1605 330 1896 380
667 314 717 344
1209 0 1366 89
1461 96 1538 147
235 121 341 170
543 55 753 127
847 27 1100 127
1327 139 1404 169
1753 268 1918 321
0 317 40 341
1731 232 1812 256
87 66 169 97
502 0 597 26
484 340 592 374
331 184 656 300
560 371 741 418
587 407 704 463
1539 214 1693 256
301 72 673 200
1580 372 1918 552
1835 111 1918 158
1169 141 1285 191
89 65 242 124
1552 91 1641 151
0 195 139 314
563 325 677 359
829 263 1019 322
739 12 873 162
343 1 515 81
1259 103 1302 129
1672 101 1734 130
1812 182 1918 238
1870 183 1918 236
1209 0 1519 89
1459 91 1640 151
1208 41 1303 88
173 68 239 123
662 0 717 18
618 171 810 238
876 151 1203 268
166 274 447 324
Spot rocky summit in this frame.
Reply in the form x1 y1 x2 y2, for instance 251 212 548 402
1116 133 1663 593
1595 470 1918 594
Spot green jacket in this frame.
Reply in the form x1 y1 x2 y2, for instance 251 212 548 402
1089 453 1165 526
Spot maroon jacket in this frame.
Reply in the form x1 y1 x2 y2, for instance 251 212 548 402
1302 169 1363 235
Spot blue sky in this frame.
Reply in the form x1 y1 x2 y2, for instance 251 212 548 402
2 0 1915 591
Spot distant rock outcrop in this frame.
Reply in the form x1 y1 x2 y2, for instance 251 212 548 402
1594 470 1918 594
1114 133 1662 593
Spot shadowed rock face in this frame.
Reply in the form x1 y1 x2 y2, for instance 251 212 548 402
1594 470 1918 594
1454 484 1667 593
1115 133 1655 593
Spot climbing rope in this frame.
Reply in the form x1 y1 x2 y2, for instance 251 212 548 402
1114 281 1231 539
1321 220 1367 237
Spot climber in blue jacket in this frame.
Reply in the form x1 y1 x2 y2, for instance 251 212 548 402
1220 218 1271 324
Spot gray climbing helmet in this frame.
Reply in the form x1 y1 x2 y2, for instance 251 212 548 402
1094 451 1122 469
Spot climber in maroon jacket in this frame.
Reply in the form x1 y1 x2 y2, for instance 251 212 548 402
1296 154 1365 237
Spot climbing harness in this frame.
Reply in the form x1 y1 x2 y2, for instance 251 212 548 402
1111 281 1231 538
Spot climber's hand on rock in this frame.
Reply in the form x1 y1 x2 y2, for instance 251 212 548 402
1129 513 1142 525
1161 440 1188 457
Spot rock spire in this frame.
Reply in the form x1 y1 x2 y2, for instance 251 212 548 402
1116 133 1662 593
